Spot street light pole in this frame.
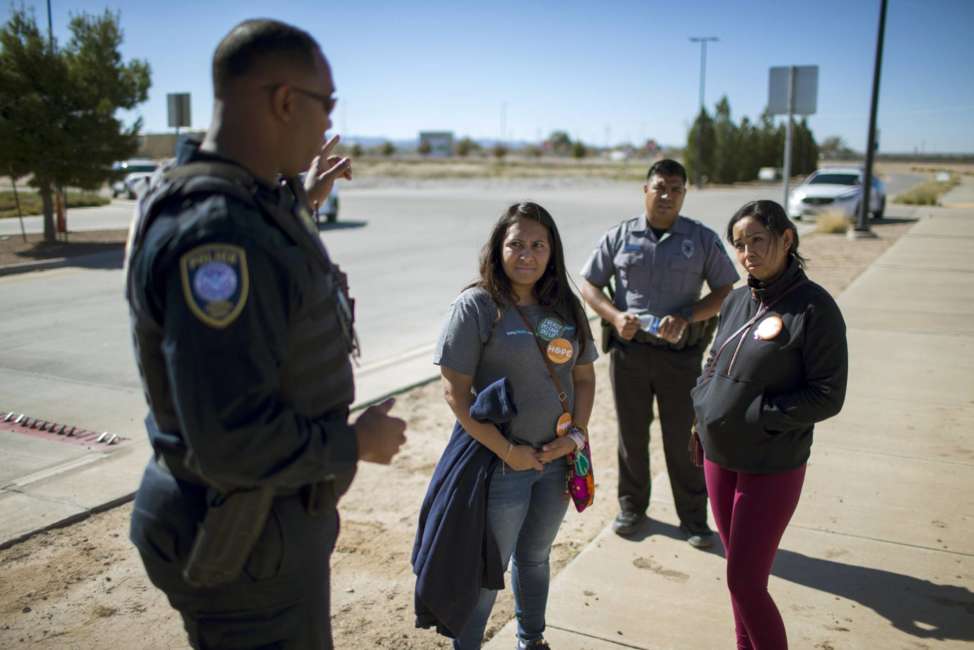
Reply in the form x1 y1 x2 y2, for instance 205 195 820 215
46 0 54 50
690 36 718 188
854 0 888 235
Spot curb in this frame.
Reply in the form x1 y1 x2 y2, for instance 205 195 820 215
0 374 444 550
0 491 135 551
0 250 123 277
351 373 441 413
0 257 74 277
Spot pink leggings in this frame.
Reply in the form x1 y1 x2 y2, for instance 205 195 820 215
704 459 806 650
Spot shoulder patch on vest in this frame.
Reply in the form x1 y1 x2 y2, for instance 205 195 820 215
179 244 249 328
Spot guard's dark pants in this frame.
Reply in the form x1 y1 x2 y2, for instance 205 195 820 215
131 460 339 649
609 340 709 531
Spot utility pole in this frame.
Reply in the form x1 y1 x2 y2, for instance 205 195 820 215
46 0 55 50
689 36 718 188
782 66 796 211
500 101 507 146
853 0 888 237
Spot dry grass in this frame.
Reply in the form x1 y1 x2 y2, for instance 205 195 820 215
895 174 960 205
351 155 653 181
814 211 852 234
0 190 109 219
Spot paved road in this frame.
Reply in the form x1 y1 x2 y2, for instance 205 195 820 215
0 173 923 237
0 177 916 437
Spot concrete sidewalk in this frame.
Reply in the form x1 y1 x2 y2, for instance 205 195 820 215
486 206 974 649
942 175 974 208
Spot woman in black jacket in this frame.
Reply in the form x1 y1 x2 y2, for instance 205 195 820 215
691 200 848 650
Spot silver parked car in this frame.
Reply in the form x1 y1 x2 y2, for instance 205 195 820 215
787 167 886 221
315 187 339 224
111 159 159 199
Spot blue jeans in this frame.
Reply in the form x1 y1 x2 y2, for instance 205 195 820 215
454 457 570 649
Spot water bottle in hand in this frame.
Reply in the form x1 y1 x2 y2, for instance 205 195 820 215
638 313 662 336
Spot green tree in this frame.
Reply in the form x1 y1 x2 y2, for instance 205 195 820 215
0 8 150 241
712 96 738 184
685 108 716 185
792 118 819 176
546 130 572 156
380 141 396 156
571 140 587 159
755 110 784 170
417 139 432 156
350 143 364 158
736 116 761 182
455 136 480 157
491 143 508 159
819 136 856 161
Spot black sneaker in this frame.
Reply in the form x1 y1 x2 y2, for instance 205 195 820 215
611 510 646 536
681 525 715 549
516 639 551 649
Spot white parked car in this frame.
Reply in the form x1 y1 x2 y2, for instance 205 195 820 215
111 159 159 199
315 187 340 224
296 172 341 224
787 167 886 221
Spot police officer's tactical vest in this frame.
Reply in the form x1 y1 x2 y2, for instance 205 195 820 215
125 159 357 493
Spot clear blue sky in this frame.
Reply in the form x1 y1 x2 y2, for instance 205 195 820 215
6 0 973 153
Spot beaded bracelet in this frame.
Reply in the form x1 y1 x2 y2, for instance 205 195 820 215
567 429 586 450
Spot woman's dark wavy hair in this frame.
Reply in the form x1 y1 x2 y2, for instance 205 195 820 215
469 201 593 354
726 199 807 268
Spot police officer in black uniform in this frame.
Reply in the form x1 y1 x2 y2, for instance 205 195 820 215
125 20 406 649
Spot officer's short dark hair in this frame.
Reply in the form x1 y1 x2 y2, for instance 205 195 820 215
646 159 687 185
212 19 320 96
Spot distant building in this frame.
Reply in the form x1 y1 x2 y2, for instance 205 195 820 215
138 131 206 159
418 131 454 157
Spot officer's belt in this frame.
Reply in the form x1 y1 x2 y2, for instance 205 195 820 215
631 330 672 347
155 453 301 498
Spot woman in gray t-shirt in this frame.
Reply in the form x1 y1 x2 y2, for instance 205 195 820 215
434 202 597 650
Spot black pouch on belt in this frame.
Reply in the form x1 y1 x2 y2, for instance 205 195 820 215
182 485 276 589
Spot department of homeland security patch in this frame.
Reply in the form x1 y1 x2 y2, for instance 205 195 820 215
179 244 249 328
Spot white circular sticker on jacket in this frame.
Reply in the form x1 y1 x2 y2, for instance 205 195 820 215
755 315 783 340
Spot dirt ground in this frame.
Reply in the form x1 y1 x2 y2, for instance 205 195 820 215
0 217 916 649
0 229 126 268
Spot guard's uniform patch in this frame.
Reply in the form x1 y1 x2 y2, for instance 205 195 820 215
179 244 249 328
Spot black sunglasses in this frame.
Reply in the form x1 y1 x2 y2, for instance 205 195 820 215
264 83 336 114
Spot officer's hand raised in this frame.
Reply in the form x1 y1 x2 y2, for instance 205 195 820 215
354 398 406 465
304 134 352 206
614 312 640 341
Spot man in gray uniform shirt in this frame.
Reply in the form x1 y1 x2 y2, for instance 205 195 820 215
580 159 738 547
